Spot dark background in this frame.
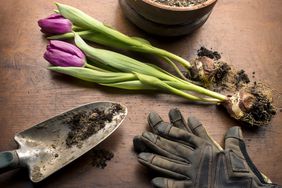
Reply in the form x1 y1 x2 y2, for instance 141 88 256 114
0 0 281 187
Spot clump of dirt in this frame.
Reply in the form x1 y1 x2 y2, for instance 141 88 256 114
65 104 123 148
197 46 221 60
234 70 250 89
186 47 250 92
223 84 276 126
245 85 276 125
90 149 114 169
31 166 43 182
152 0 207 7
214 62 230 82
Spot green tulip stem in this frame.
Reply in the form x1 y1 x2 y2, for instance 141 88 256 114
166 81 227 101
85 63 109 72
160 56 189 81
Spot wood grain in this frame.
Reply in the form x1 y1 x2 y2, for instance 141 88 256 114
0 0 281 187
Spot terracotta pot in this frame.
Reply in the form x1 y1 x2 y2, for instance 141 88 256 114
119 0 217 36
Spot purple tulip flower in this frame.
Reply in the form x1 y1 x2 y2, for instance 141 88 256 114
38 14 72 34
44 40 86 67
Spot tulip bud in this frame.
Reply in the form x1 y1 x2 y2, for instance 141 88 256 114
38 14 72 34
44 40 85 67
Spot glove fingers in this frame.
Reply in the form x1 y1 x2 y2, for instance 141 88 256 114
152 177 192 188
138 152 191 180
187 116 209 139
148 111 171 134
168 108 192 132
188 117 223 150
134 134 184 162
139 131 194 162
133 135 150 153
224 126 244 153
151 120 203 148
148 112 202 147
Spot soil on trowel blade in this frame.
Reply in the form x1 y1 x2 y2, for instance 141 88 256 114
31 166 43 182
65 104 123 148
187 47 250 92
152 0 207 7
90 149 114 169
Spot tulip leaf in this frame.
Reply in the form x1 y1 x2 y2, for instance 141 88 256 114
102 80 155 90
135 72 210 102
73 33 178 82
47 32 74 40
48 66 137 84
130 37 152 46
55 3 192 69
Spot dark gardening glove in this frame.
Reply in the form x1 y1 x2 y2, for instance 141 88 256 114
133 108 280 188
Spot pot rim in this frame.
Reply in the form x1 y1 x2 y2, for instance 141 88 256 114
142 0 217 11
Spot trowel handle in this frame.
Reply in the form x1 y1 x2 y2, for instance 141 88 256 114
0 150 20 174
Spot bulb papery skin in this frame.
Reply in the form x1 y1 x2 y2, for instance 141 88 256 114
189 57 216 82
223 90 256 120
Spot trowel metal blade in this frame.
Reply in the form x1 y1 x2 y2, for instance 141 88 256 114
14 102 127 182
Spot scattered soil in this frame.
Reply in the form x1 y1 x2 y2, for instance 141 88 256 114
211 62 231 90
90 149 114 169
197 46 221 60
152 0 207 7
234 70 250 89
186 47 250 92
245 85 276 125
65 104 123 148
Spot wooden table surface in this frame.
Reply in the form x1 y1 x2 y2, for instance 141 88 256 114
0 0 281 187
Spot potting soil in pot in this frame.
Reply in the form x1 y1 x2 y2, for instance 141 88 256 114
152 0 208 7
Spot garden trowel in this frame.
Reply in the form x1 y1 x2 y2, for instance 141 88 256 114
0 102 127 182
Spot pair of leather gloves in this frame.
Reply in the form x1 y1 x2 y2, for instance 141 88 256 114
133 108 280 188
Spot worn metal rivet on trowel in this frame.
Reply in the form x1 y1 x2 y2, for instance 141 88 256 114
0 102 127 182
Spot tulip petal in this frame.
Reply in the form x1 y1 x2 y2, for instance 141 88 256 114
38 14 72 34
44 48 84 67
48 40 85 59
45 14 64 19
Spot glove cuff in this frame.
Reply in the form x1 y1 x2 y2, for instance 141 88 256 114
238 140 268 184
